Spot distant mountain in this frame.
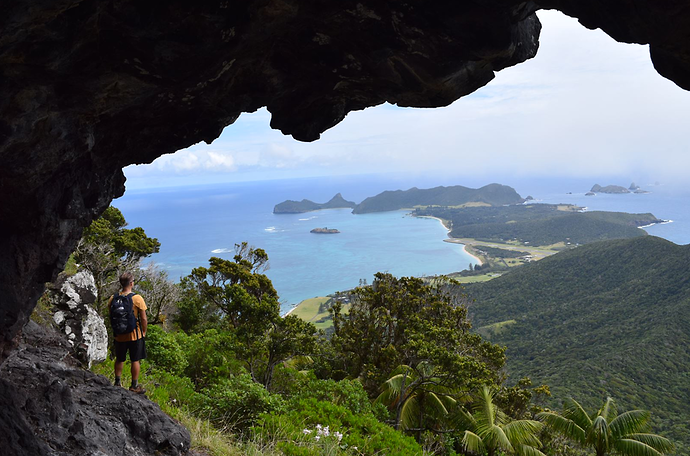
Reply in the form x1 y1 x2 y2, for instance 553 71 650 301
464 236 690 451
591 184 630 194
352 184 524 214
274 193 356 213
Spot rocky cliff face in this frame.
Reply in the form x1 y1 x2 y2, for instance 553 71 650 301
0 1 689 365
0 321 190 456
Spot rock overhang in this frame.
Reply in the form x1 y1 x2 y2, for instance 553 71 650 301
1 0 689 362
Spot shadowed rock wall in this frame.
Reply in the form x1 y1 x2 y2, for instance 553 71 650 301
0 0 689 362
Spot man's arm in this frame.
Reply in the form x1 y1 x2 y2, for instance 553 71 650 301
139 305 148 337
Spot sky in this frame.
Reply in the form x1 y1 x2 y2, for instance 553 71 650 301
124 10 690 190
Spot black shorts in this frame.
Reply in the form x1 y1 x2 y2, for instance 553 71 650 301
114 337 146 362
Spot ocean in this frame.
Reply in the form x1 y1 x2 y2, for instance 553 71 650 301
114 174 690 314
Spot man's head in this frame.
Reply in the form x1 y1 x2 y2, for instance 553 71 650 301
119 272 134 289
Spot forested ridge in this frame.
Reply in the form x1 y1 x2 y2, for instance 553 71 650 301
464 236 690 452
352 184 524 213
415 204 662 245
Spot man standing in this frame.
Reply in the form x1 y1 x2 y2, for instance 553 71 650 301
109 272 148 394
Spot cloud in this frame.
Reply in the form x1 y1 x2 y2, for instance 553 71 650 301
125 10 690 188
258 144 298 168
127 148 237 177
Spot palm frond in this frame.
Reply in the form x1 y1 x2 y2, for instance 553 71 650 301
609 410 651 437
515 443 548 456
477 386 496 427
399 391 421 430
426 391 450 417
624 434 675 453
503 420 543 447
375 387 397 408
537 411 586 443
450 406 476 430
462 430 486 454
563 397 593 430
599 396 618 423
590 415 610 450
382 373 407 397
613 438 669 456
489 424 515 453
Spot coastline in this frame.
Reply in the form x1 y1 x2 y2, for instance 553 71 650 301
415 214 484 266
283 305 297 317
443 239 484 266
639 219 673 229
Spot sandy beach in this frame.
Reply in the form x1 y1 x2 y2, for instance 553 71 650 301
415 214 484 266
442 238 483 266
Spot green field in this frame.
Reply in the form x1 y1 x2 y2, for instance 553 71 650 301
288 297 341 329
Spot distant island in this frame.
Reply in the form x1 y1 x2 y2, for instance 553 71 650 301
274 193 356 213
591 184 630 194
310 227 340 234
352 183 524 214
590 183 650 194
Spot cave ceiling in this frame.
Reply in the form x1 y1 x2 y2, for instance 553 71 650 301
1 0 689 361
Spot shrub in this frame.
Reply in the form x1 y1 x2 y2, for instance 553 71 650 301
193 373 284 432
145 325 188 375
181 329 245 387
257 397 424 455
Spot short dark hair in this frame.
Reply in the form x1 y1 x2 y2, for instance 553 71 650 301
119 272 134 289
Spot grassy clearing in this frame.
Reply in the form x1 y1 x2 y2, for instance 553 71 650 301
449 274 499 283
288 297 330 322
451 237 564 262
289 296 347 330
476 320 517 339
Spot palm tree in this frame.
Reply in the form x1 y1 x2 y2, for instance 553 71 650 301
376 362 456 437
538 397 674 456
458 386 546 456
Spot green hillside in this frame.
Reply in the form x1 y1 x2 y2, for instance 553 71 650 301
352 183 524 213
416 204 663 246
464 236 690 452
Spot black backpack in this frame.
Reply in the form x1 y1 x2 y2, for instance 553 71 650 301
110 292 138 336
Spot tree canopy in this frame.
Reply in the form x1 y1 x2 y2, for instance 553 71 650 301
330 273 505 397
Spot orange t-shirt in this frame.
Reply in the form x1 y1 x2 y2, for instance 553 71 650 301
108 293 147 342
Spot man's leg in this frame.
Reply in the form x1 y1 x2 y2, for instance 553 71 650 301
131 360 140 384
128 338 146 393
114 341 125 386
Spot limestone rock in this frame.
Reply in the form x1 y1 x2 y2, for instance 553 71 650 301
48 271 108 368
0 321 190 456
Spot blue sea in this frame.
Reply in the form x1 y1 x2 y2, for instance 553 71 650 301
114 174 690 314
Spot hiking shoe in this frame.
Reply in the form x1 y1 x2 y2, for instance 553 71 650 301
129 386 146 394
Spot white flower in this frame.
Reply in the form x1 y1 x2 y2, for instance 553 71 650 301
302 429 312 434
335 431 343 442
316 424 322 430
322 426 330 437
315 435 321 441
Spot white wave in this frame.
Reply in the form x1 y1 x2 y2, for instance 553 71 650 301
265 226 277 232
211 248 233 254
639 220 673 229
299 216 317 221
